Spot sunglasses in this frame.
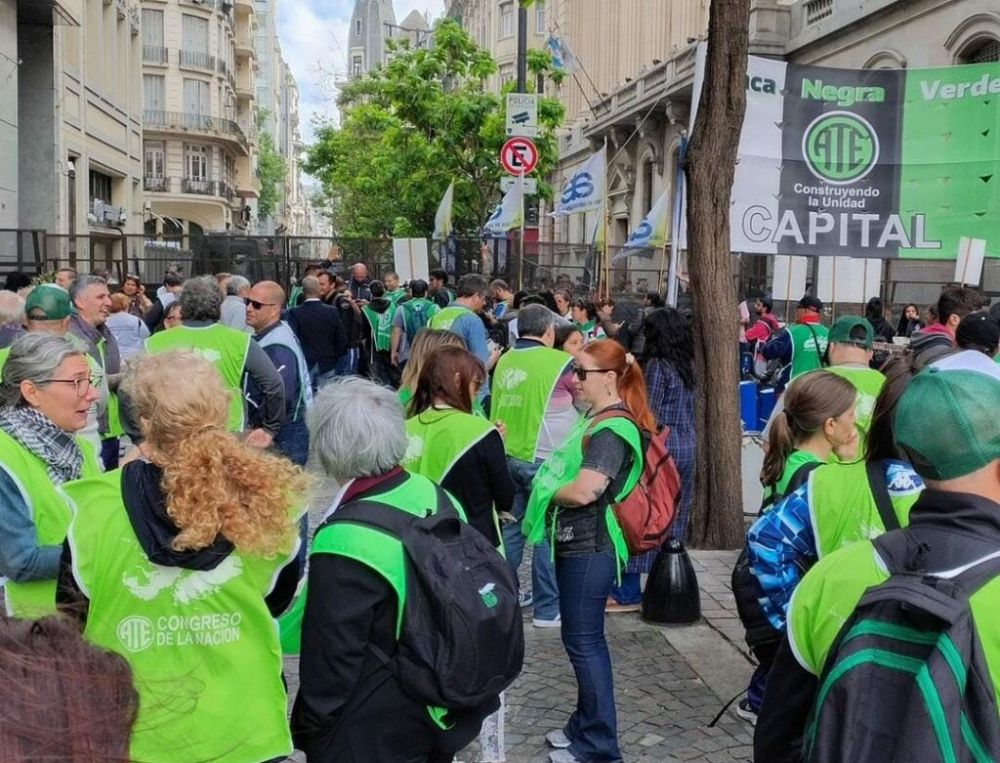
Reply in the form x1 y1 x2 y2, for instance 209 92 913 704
244 298 277 310
572 366 615 380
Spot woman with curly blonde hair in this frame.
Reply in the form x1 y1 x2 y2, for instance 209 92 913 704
57 350 308 763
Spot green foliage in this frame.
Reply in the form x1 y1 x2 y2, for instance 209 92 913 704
257 132 286 222
304 17 564 238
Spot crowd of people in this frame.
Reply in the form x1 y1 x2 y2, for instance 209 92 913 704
735 281 1000 762
0 264 698 763
5 261 1000 762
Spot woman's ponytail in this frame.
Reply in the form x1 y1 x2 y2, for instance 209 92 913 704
580 340 657 432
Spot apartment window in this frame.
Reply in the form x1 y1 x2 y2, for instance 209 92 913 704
499 63 514 86
143 74 165 112
141 9 163 47
186 144 210 182
182 14 209 53
499 2 513 39
535 4 546 34
183 78 211 115
352 55 363 77
144 142 165 178
355 18 362 36
89 170 113 204
642 160 655 215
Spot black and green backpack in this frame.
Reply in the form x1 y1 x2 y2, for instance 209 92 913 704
804 528 1000 763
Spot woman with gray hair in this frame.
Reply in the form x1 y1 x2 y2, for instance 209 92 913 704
0 333 100 618
290 376 500 762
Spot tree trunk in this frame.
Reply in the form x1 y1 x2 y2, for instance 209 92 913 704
684 0 751 549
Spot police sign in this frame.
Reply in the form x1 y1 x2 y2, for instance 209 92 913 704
506 93 539 137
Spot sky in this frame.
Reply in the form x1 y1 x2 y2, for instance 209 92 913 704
277 0 445 147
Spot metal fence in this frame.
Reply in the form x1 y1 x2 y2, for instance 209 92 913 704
3 227 998 320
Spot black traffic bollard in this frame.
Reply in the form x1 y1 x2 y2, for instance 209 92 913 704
641 538 701 625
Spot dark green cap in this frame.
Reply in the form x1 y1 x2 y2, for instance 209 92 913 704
24 285 73 320
828 316 874 348
894 351 1000 480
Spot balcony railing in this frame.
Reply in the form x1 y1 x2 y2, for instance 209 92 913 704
178 50 217 72
143 110 248 151
144 176 237 202
143 45 169 65
805 0 834 24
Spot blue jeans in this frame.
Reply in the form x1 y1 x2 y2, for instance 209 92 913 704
558 551 622 763
311 365 339 392
502 456 559 621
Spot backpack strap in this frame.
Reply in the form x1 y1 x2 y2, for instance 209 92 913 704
803 323 827 368
866 460 901 532
581 408 636 451
759 459 820 514
331 484 457 537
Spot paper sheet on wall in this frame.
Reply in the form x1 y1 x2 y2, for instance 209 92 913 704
771 255 809 301
393 238 429 283
816 257 882 304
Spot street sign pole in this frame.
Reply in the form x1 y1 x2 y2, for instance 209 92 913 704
516 3 527 92
518 167 526 291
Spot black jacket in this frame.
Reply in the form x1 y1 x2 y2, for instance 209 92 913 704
57 461 302 623
440 427 513 548
755 489 1000 762
287 299 349 374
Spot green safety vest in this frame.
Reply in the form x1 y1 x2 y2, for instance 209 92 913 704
522 414 643 569
826 364 885 440
63 470 296 763
398 386 413 409
787 540 1000 690
0 346 9 372
287 285 303 308
429 305 472 332
789 323 830 379
400 298 440 339
490 345 574 462
403 407 497 483
279 472 465 653
0 429 100 618
386 288 406 307
807 460 919 559
146 324 251 431
363 305 394 352
763 449 824 509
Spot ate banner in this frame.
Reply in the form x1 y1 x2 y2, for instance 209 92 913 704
690 51 999 258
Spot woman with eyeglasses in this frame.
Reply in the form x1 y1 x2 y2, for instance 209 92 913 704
523 339 657 763
0 333 101 618
403 345 513 550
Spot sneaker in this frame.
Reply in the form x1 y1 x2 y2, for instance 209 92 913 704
544 729 571 749
605 598 641 614
549 750 582 763
532 614 561 628
735 697 758 726
518 590 534 608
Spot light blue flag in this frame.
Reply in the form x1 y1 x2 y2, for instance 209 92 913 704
552 145 605 217
623 190 670 250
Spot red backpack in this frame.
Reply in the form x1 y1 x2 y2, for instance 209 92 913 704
583 410 682 554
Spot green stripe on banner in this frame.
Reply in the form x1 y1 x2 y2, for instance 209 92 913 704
897 63 1000 259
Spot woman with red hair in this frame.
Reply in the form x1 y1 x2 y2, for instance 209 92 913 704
523 339 656 763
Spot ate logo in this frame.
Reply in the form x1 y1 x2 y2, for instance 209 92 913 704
561 171 595 204
489 204 504 222
802 110 879 185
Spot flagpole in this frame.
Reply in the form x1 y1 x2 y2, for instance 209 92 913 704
602 137 610 301
666 135 687 306
518 168 526 291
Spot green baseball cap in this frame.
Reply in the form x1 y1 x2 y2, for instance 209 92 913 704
25 284 73 320
894 351 1000 480
828 316 875 348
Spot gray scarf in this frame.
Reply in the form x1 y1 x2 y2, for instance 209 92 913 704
0 406 84 484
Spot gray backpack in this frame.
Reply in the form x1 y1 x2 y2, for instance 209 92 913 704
804 528 1000 763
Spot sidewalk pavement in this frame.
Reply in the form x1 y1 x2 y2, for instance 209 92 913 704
285 548 756 763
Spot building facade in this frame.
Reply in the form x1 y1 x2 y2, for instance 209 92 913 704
2 0 144 268
344 0 396 83
140 0 259 237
